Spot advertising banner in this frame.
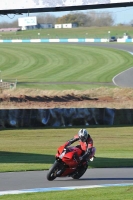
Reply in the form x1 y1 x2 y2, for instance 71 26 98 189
18 16 37 26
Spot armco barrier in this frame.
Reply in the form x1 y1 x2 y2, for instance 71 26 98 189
0 108 133 128
0 38 133 43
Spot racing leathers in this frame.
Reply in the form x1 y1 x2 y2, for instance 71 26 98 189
65 134 95 162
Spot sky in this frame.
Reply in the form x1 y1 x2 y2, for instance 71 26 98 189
0 6 133 25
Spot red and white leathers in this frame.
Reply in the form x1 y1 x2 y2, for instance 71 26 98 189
65 134 96 161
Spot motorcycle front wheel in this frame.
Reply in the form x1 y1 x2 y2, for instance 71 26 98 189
47 160 62 181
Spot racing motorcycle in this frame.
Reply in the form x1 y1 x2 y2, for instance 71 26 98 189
47 143 89 181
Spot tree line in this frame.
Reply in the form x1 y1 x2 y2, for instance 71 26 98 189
0 11 131 28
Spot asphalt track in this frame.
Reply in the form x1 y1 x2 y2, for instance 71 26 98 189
0 168 133 192
0 43 133 195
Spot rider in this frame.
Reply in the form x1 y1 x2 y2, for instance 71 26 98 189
65 129 96 162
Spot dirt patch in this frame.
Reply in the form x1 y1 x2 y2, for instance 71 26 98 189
0 94 98 108
0 88 133 109
0 92 133 109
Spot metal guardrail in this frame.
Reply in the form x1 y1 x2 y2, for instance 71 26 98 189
0 81 16 89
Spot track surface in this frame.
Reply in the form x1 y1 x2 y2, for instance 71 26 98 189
0 168 133 191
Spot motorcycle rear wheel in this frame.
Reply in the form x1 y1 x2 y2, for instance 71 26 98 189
47 160 62 181
72 163 88 179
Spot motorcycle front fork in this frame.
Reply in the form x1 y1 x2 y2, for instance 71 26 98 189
56 163 67 176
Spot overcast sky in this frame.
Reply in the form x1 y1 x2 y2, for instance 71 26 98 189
0 6 133 24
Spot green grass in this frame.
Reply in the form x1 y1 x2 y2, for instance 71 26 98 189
1 186 133 199
1 126 133 198
0 127 133 172
0 26 133 39
0 43 133 90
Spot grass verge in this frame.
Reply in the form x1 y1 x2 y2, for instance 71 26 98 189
0 127 133 172
1 186 133 199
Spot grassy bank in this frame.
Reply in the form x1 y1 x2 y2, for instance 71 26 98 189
0 43 133 90
0 127 133 172
1 26 133 39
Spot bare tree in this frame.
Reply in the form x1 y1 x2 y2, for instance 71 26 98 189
130 19 133 26
37 13 57 24
0 21 12 28
86 11 114 27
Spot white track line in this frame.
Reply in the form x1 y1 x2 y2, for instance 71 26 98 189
0 183 133 196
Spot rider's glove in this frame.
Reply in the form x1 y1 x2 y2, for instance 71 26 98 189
79 156 83 161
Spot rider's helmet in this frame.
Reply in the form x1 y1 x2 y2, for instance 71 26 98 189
78 129 90 142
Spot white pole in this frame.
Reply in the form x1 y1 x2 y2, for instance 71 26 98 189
0 71 2 82
108 31 110 41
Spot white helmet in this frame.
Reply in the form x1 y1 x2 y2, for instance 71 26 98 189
78 129 89 142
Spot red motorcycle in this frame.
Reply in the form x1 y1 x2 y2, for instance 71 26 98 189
47 143 88 181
